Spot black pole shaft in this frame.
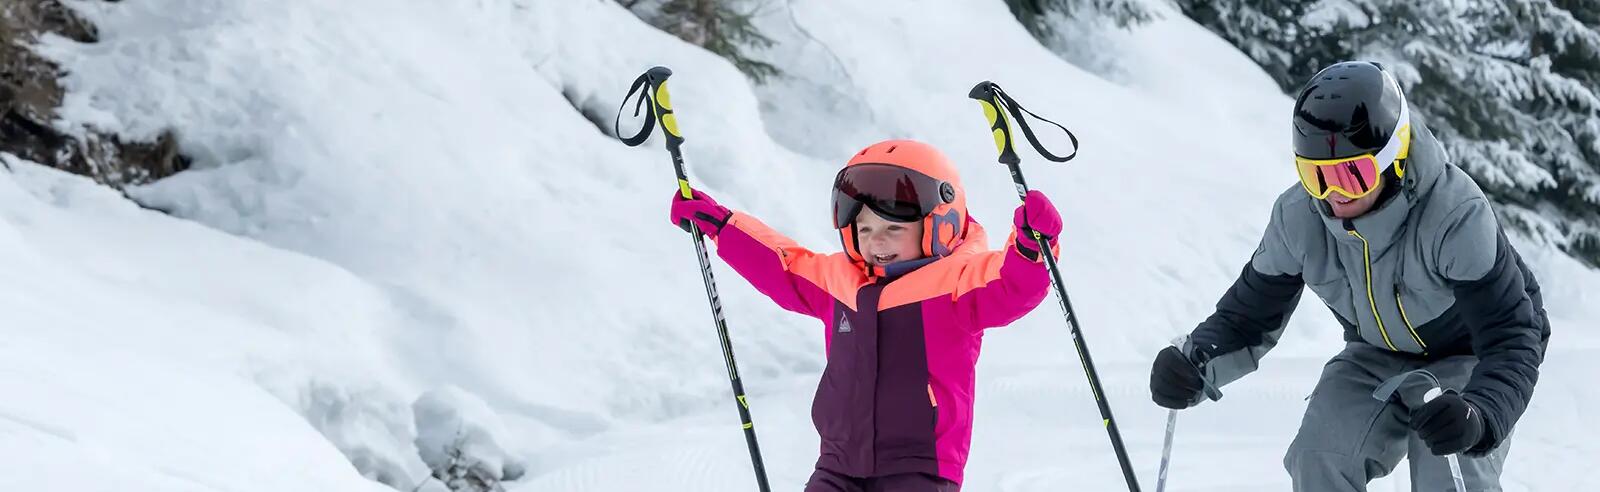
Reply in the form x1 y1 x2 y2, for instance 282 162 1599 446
645 68 771 492
1010 164 1142 492
674 150 772 492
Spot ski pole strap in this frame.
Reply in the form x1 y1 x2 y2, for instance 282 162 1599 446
996 84 1078 162
1172 336 1225 401
1186 345 1225 402
1371 368 1443 402
615 66 684 149
616 72 656 147
967 81 1079 164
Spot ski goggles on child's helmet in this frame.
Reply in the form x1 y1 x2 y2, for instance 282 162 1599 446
832 163 956 228
1294 86 1411 200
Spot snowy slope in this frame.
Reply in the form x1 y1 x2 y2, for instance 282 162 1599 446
3 0 1595 490
0 154 398 491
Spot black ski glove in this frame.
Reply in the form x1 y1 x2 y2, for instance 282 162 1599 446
1150 346 1205 410
1411 391 1485 455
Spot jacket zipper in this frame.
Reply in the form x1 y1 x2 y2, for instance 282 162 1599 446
1344 221 1400 352
1395 292 1428 354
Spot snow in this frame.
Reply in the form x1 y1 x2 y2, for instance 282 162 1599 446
414 386 527 491
0 154 397 492
1301 0 1371 31
2 0 1596 490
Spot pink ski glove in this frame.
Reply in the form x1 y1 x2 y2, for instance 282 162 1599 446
1013 190 1061 261
669 189 734 238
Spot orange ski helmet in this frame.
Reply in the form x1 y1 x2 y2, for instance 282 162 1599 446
832 139 968 262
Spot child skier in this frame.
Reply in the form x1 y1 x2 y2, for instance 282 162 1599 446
669 139 1061 491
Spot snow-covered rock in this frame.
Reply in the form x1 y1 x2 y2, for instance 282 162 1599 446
414 386 526 492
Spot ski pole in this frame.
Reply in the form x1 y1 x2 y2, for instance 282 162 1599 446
616 66 772 492
1155 409 1177 492
1423 387 1469 492
1372 369 1465 492
967 81 1142 492
1154 354 1220 492
1157 341 1223 491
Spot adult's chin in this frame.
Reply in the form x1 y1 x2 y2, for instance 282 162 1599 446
1327 197 1360 217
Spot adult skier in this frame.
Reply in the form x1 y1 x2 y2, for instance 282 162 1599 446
1148 61 1550 491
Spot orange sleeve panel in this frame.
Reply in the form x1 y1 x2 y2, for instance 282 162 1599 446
878 221 995 310
716 212 867 313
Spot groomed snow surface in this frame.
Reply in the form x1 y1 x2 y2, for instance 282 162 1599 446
2 0 1595 490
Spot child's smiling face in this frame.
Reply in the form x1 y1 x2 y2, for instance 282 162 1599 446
854 208 926 266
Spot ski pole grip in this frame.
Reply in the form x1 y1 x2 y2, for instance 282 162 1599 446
968 81 1020 165
642 66 685 151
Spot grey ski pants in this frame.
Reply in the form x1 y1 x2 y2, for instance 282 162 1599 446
1284 342 1512 491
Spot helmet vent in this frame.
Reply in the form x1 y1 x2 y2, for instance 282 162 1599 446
887 145 898 153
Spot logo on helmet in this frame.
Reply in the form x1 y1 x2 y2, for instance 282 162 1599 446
927 209 963 258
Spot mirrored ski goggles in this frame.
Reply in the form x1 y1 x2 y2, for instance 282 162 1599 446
1296 116 1412 200
1295 154 1386 200
831 164 952 228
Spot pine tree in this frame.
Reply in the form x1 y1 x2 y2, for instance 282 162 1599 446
618 0 780 82
1006 0 1155 37
1178 0 1600 267
1167 1 1307 81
